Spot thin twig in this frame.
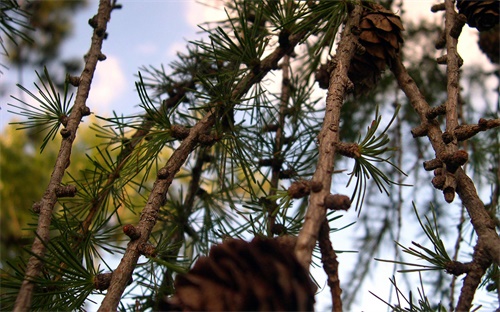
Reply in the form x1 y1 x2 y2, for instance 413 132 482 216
318 220 342 312
267 54 291 236
295 3 363 270
13 1 114 311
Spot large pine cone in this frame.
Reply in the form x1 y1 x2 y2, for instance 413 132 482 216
348 3 404 94
456 0 499 32
478 24 499 64
168 237 315 311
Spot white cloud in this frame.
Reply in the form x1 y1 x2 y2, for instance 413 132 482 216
185 0 226 30
166 41 189 59
87 56 127 114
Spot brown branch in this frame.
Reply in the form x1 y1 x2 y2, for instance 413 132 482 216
318 220 342 312
456 241 493 311
13 1 114 311
295 3 363 270
390 49 500 310
391 57 500 263
454 118 500 141
97 18 310 312
267 54 291 236
440 0 462 203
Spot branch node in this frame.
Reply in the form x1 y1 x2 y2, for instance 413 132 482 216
198 133 218 146
97 53 107 61
442 150 468 173
139 243 157 257
94 272 113 291
32 202 42 214
450 14 467 39
279 168 297 179
441 131 454 144
324 194 351 211
431 3 446 12
435 32 446 49
310 181 323 193
411 124 428 137
262 123 280 132
423 158 443 171
96 27 106 37
426 104 446 119
88 15 98 28
443 186 455 203
123 224 141 240
94 272 132 291
335 142 361 158
432 175 446 190
288 180 312 199
81 106 91 116
157 167 169 179
445 260 470 276
55 185 77 198
170 124 190 140
66 74 80 87
59 115 69 127
60 128 71 138
436 54 448 65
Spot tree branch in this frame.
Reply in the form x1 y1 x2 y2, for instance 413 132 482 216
318 220 343 312
390 53 500 310
267 54 291 236
97 18 310 312
295 3 363 270
456 240 493 311
13 1 114 311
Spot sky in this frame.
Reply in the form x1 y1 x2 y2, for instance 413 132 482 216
1 1 497 311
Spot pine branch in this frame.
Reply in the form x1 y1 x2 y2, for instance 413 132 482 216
13 1 115 311
438 0 464 203
266 54 292 236
97 12 311 311
456 241 493 311
390 45 500 312
295 2 363 270
318 219 343 312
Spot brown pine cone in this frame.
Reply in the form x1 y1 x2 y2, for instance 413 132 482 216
478 24 499 64
348 2 404 94
168 237 315 311
456 0 499 32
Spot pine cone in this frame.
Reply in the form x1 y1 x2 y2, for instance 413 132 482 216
478 24 499 64
348 3 404 94
456 0 499 32
169 237 315 311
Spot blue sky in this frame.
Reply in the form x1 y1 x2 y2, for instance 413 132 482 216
1 1 497 310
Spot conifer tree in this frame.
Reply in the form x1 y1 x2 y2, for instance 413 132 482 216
1 0 499 311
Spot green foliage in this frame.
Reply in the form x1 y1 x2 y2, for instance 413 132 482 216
371 275 446 312
8 67 73 152
1 0 499 311
347 105 408 212
0 0 33 58
376 204 451 272
6 0 86 67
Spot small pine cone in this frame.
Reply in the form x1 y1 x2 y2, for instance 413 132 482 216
478 24 499 64
348 2 404 94
170 237 315 311
456 0 499 32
